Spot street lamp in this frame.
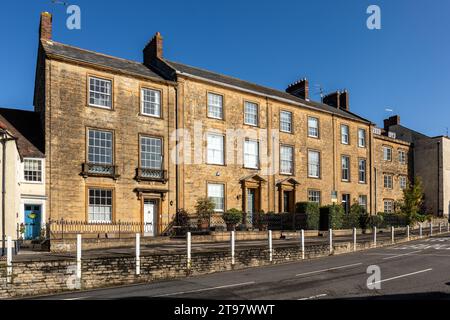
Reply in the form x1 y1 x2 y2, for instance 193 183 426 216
0 124 16 256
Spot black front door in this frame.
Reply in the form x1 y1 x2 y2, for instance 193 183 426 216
342 194 351 214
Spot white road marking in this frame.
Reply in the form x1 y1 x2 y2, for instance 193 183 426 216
153 281 256 297
373 268 433 285
62 296 90 300
298 293 327 300
296 263 363 277
382 250 423 260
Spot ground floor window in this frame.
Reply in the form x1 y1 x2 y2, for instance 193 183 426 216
88 188 113 222
384 199 394 213
207 183 225 212
358 195 367 212
308 190 321 204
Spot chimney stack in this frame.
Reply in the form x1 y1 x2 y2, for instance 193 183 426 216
143 32 163 66
384 115 400 131
322 90 350 111
339 90 349 111
286 78 309 100
39 12 52 41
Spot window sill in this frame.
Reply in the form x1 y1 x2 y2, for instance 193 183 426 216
81 163 120 180
88 104 113 110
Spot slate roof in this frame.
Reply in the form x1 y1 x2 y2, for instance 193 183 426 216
164 60 372 123
0 108 44 158
41 40 167 82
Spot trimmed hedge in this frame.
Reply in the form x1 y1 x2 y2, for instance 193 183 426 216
296 202 320 230
319 205 344 230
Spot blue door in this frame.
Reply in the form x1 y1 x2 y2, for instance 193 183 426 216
24 205 41 240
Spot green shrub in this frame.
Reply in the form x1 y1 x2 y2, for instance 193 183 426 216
319 205 344 230
195 197 215 221
223 208 243 225
296 202 320 230
343 203 365 229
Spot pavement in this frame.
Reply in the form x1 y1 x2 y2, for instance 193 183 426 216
29 231 450 300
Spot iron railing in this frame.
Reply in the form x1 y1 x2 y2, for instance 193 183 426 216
81 162 120 179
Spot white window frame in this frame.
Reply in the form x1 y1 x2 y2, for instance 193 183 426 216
23 158 44 184
140 136 163 169
280 111 293 133
244 101 258 126
384 174 393 189
399 176 407 190
206 133 225 165
244 139 259 169
341 155 350 181
207 183 225 212
308 117 319 138
358 128 366 147
358 195 367 211
384 200 394 213
88 188 113 223
141 88 161 117
87 129 113 165
88 76 112 109
207 93 223 119
280 145 294 175
341 124 349 145
398 150 406 164
383 146 392 161
358 159 366 184
308 190 321 204
308 150 320 178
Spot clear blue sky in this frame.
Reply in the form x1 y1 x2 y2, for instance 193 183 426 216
1 0 449 136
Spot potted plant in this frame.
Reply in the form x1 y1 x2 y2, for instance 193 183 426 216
223 208 243 231
195 197 215 230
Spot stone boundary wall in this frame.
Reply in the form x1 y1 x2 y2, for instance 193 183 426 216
0 233 433 299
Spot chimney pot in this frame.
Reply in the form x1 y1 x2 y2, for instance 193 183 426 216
286 78 309 100
39 12 52 40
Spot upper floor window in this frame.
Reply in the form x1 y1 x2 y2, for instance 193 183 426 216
89 76 112 109
399 176 407 190
383 146 392 161
280 145 294 175
341 125 349 145
244 101 258 126
244 139 259 169
140 136 162 169
141 88 161 117
23 159 42 182
341 155 350 181
358 159 366 183
208 183 225 212
358 129 366 147
308 117 319 138
207 93 223 119
280 111 293 133
88 129 113 165
384 174 393 189
207 134 225 165
308 150 320 178
398 150 407 164
88 188 113 223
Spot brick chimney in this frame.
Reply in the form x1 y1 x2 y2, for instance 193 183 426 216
384 115 400 130
323 91 341 109
339 90 349 111
39 12 52 40
143 32 163 66
286 78 309 100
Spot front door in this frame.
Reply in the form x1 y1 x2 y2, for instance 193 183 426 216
247 189 256 225
342 194 351 214
24 205 42 240
143 199 157 236
283 191 293 213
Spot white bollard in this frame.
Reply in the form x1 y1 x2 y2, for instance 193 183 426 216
6 236 12 283
135 233 140 275
186 232 192 269
447 223 449 233
76 234 82 283
391 226 395 244
329 229 333 254
301 229 305 260
373 227 377 247
419 224 423 238
231 231 235 265
268 230 273 262
430 222 433 237
439 223 442 234
407 225 410 241
353 228 357 252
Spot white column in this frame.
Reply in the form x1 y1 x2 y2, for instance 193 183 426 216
353 228 357 252
391 226 395 244
231 231 235 265
76 234 82 283
373 227 377 247
187 232 192 269
407 225 410 241
419 224 423 238
268 230 273 262
329 229 333 254
135 233 141 275
6 236 12 283
301 229 305 260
